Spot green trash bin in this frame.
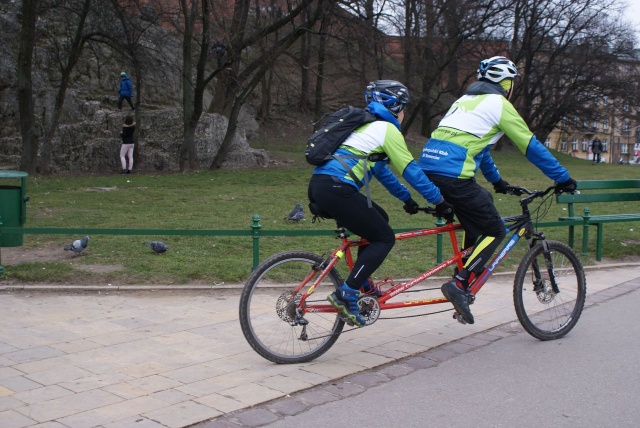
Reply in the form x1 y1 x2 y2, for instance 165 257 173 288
0 170 29 247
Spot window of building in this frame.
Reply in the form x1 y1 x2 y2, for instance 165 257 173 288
593 120 598 129
544 137 551 148
602 140 608 152
571 139 578 151
582 118 588 128
562 117 569 127
603 118 609 130
572 116 579 127
561 140 567 151
622 121 630 132
581 139 589 152
621 143 629 154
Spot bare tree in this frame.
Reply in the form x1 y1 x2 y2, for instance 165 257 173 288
17 0 39 173
508 0 638 141
207 0 328 169
38 0 92 175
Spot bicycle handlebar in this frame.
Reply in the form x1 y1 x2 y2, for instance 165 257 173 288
418 184 575 217
417 206 437 215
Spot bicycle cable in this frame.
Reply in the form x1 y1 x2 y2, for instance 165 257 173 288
532 192 555 228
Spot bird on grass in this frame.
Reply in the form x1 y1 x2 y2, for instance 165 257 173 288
284 203 305 222
64 236 90 255
144 241 169 254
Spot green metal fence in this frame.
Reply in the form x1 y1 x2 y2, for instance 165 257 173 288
1 214 578 276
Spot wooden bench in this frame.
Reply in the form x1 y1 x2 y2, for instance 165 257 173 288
556 179 640 261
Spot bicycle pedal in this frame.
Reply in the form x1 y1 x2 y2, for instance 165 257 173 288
453 312 467 325
339 314 355 326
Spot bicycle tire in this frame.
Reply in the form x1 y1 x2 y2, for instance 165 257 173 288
513 240 586 340
239 250 345 364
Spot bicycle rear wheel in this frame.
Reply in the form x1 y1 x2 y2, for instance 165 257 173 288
513 240 586 340
239 250 345 364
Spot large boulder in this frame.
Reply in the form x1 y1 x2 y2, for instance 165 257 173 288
0 100 268 172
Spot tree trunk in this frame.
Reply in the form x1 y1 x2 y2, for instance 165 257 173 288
17 0 38 173
39 0 91 174
209 99 242 170
178 0 197 172
298 21 311 112
313 12 329 123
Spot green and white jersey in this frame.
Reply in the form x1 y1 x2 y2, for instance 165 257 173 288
314 102 443 204
419 81 569 184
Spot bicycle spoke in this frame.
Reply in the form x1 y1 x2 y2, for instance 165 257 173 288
239 251 344 364
514 241 586 340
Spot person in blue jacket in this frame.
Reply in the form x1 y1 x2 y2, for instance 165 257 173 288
118 72 135 111
418 56 577 325
308 80 454 327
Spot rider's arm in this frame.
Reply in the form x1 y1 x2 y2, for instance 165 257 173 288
478 146 502 184
371 162 411 201
380 124 444 204
499 100 570 183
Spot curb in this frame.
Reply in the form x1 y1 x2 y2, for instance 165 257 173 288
1 262 638 292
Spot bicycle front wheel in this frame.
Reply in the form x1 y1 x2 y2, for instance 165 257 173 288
239 250 345 364
513 240 586 340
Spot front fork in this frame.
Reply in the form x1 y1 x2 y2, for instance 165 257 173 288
528 234 560 294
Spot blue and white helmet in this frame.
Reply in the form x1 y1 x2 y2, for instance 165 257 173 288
477 56 520 83
364 80 409 117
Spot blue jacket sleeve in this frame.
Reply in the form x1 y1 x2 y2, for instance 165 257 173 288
402 160 443 204
372 162 411 202
525 136 570 183
479 146 501 184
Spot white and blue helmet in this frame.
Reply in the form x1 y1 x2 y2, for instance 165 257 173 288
477 56 520 83
365 80 409 117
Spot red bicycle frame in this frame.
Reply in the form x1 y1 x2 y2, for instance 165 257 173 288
297 222 477 314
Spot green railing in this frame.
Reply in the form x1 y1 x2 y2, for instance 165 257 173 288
0 215 576 275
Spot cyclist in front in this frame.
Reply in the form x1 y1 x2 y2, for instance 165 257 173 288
308 80 454 327
418 56 577 325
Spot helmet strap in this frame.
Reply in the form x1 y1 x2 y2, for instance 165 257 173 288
500 79 513 99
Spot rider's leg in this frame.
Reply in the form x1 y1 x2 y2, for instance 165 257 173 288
309 175 395 325
427 176 506 324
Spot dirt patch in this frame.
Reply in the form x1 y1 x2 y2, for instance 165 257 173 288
73 264 125 273
1 245 73 266
0 245 124 273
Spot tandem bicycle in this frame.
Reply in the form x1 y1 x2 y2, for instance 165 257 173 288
239 185 587 364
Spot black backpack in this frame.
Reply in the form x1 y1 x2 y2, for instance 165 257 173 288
306 106 384 209
305 106 376 166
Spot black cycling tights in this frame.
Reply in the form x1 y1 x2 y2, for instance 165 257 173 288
308 175 395 289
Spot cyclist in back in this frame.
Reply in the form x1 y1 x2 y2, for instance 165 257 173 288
418 56 577 325
308 80 454 327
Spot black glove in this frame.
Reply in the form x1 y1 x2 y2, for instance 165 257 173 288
555 178 577 194
435 199 455 223
492 178 510 194
403 198 420 215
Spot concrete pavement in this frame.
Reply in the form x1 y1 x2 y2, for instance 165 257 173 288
0 264 638 428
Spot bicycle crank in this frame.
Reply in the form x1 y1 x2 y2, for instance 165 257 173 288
359 295 380 326
336 295 381 327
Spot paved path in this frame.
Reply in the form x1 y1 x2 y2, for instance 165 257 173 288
215 277 640 428
0 265 638 428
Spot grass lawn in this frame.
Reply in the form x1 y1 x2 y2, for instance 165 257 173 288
1 139 638 286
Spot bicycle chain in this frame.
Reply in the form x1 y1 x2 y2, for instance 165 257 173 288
302 289 454 340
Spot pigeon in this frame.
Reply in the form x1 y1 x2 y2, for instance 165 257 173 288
64 236 90 255
284 203 305 222
144 241 169 254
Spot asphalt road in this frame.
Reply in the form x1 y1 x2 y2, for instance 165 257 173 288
239 283 640 427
